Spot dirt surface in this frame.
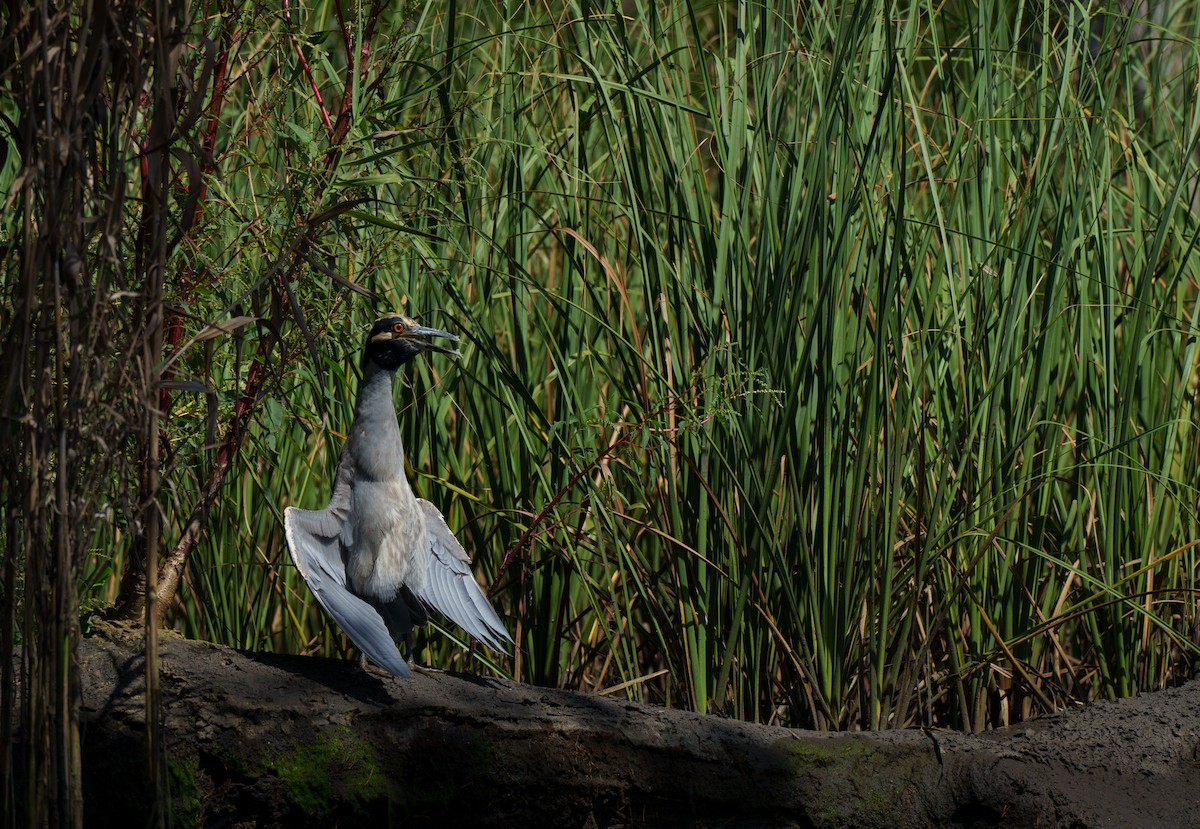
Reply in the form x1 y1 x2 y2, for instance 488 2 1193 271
73 633 1200 828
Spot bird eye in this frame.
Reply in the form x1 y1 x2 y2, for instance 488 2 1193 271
392 323 405 334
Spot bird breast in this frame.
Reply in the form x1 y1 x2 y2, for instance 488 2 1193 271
344 478 428 601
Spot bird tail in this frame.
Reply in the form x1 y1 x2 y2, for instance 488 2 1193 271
371 586 429 642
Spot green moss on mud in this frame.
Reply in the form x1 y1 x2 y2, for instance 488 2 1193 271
168 755 203 829
202 722 504 820
773 737 836 769
271 728 392 817
773 737 922 828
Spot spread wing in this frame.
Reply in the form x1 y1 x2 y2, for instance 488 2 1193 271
414 499 513 653
283 472 410 676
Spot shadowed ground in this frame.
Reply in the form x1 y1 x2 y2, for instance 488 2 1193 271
72 634 1200 828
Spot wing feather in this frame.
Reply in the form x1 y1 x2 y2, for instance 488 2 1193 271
284 501 409 676
414 499 513 653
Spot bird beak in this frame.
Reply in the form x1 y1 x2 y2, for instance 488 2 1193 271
399 324 460 356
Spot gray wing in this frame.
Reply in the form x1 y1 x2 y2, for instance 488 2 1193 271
283 473 409 676
415 499 513 653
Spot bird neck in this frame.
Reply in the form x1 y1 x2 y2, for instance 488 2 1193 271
356 361 399 416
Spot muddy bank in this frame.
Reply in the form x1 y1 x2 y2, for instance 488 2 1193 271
74 635 1200 828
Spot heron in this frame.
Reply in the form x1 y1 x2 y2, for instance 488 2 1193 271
284 314 512 675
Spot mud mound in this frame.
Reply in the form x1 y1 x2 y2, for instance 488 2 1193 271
75 635 1200 828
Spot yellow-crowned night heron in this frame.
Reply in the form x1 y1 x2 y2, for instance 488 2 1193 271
284 314 512 675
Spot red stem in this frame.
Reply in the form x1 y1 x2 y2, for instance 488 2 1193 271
283 0 334 135
159 25 238 416
149 3 387 612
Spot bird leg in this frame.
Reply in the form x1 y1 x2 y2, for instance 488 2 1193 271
401 633 444 677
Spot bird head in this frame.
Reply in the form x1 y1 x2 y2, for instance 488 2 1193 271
362 314 460 371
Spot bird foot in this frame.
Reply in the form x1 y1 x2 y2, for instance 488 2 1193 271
399 634 442 677
358 655 403 679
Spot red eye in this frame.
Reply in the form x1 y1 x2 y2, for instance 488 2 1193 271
392 323 405 334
